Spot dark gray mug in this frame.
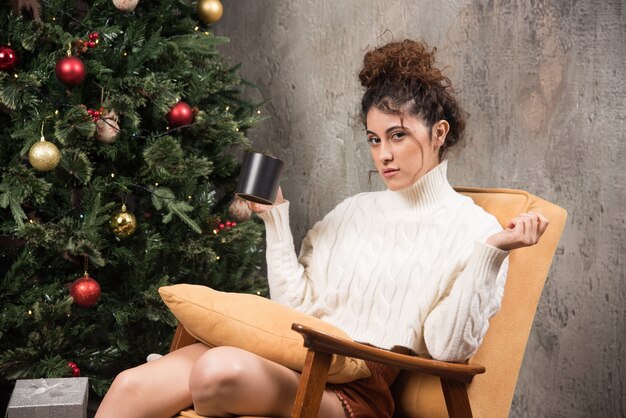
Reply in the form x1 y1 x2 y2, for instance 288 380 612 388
235 152 285 205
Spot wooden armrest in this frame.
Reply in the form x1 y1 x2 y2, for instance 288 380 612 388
169 323 198 352
291 323 485 384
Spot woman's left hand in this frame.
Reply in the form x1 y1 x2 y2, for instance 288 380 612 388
486 211 549 251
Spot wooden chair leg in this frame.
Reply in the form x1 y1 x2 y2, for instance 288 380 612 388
440 378 473 418
292 349 332 418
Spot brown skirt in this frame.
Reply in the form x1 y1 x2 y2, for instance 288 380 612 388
327 359 402 418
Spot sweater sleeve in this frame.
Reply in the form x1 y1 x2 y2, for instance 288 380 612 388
257 200 335 309
423 226 509 362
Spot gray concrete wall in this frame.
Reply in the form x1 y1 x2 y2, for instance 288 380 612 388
215 1 625 416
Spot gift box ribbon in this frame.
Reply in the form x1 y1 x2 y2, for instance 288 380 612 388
26 379 70 398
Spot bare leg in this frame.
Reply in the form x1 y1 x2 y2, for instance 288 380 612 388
95 343 210 418
96 344 346 418
189 346 345 418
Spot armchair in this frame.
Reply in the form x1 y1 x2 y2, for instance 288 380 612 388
171 187 567 418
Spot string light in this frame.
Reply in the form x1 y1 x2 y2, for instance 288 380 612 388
257 110 261 114
154 182 159 187
216 256 220 260
110 173 115 178
28 310 32 315
54 109 59 115
14 74 18 78
194 26 199 31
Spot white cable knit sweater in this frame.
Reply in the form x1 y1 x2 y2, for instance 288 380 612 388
258 161 509 362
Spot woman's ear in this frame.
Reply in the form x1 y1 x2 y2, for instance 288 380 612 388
433 120 450 147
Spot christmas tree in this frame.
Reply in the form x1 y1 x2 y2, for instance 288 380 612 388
0 0 267 396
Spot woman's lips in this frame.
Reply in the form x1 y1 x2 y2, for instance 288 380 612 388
382 169 399 178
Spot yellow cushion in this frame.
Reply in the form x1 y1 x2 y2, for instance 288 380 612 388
159 284 370 384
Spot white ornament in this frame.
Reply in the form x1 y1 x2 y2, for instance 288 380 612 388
229 196 252 221
96 110 120 144
146 353 163 362
112 0 139 12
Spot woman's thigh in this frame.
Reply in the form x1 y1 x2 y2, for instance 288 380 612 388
189 346 345 418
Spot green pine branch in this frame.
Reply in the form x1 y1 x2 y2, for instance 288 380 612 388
0 0 268 396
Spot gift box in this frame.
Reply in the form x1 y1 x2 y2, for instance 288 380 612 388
6 377 88 418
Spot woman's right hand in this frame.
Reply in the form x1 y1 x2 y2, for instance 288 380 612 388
485 211 549 251
247 186 285 214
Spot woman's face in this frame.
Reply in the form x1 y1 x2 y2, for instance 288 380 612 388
366 107 447 191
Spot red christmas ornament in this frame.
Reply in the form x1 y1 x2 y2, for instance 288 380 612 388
215 219 238 233
70 274 101 307
0 45 19 71
67 361 81 376
55 56 86 86
166 101 194 127
87 107 105 121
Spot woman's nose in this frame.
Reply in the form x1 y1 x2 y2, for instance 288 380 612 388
379 142 393 163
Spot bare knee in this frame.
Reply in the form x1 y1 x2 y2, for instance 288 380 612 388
188 346 249 405
108 368 145 400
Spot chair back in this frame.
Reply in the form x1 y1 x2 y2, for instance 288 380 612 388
392 188 567 418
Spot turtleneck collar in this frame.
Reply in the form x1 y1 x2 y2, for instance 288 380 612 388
385 160 457 212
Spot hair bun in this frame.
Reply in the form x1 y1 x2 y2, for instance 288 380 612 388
359 40 448 90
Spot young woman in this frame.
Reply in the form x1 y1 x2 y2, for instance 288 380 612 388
96 39 548 418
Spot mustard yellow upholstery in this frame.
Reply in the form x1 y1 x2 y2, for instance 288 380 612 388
392 188 567 418
171 188 567 418
175 411 268 418
174 411 263 418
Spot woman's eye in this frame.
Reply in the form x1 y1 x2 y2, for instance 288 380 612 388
367 137 381 145
391 131 405 141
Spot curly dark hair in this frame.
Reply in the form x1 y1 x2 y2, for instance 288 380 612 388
359 39 467 160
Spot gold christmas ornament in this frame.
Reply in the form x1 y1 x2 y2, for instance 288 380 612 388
110 204 137 238
96 110 120 144
28 136 61 171
197 0 223 24
112 0 139 12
